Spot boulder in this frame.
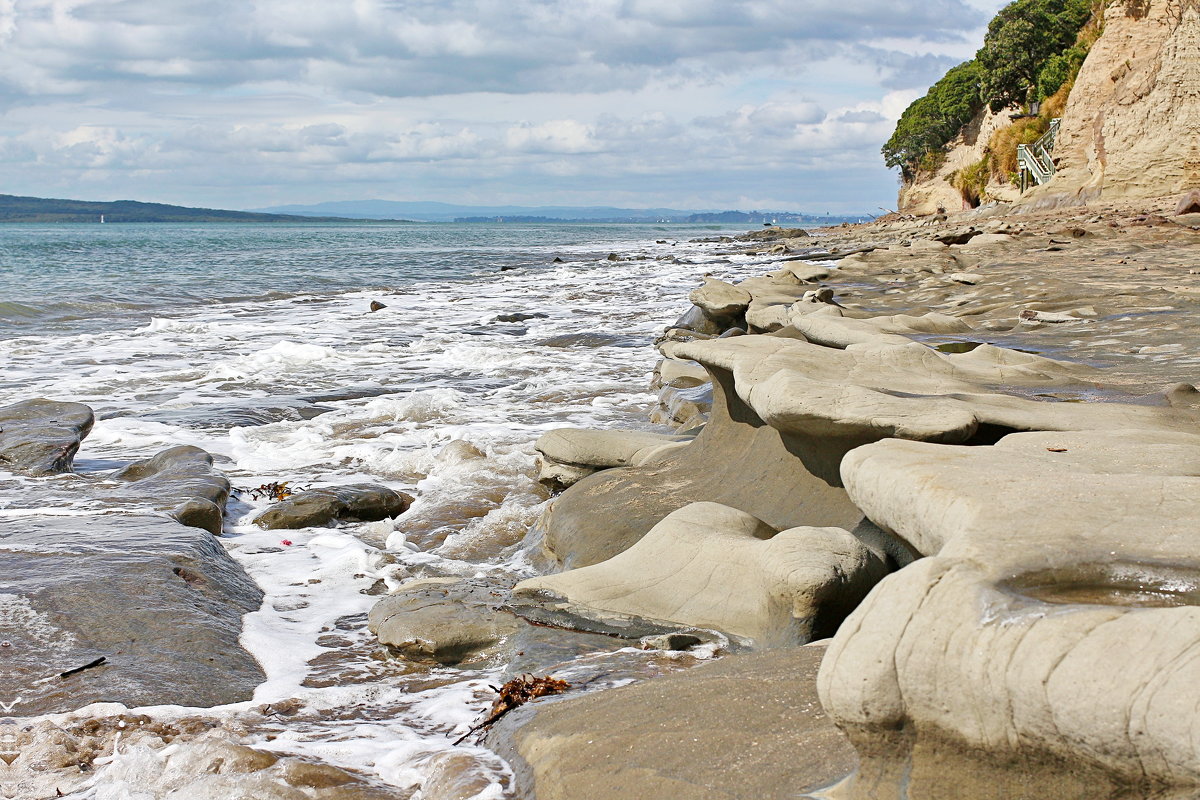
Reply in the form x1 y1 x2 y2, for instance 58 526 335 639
0 399 94 475
253 484 413 530
688 277 751 319
1178 189 1200 216
514 502 886 647
108 445 231 534
368 577 521 664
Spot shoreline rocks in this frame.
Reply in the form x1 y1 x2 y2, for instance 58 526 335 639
253 483 413 530
492 205 1200 798
0 399 94 475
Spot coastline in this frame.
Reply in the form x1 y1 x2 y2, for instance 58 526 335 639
2 205 1198 798
483 201 1200 800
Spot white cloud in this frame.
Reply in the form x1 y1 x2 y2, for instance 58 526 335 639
0 0 1001 212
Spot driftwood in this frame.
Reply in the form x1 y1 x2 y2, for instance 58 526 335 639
59 656 106 679
454 674 570 745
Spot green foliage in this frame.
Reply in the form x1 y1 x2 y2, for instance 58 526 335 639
883 0 1102 181
952 155 992 207
977 0 1095 112
882 60 983 178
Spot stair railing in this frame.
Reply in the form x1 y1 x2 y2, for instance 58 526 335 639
1018 118 1061 192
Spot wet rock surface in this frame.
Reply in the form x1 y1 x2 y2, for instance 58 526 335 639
107 445 231 534
0 514 264 715
253 483 414 529
488 643 853 800
0 399 94 475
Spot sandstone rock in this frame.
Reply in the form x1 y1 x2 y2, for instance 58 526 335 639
1028 2 1200 205
369 300 386 312
0 398 94 475
737 227 809 240
777 261 834 282
688 277 751 319
670 304 726 336
109 445 230 534
368 577 521 664
651 358 709 390
254 484 413 529
820 428 1200 791
948 272 984 285
487 644 855 800
1178 189 1200 215
534 428 694 490
956 232 1014 249
515 502 886 647
0 514 264 714
788 309 972 349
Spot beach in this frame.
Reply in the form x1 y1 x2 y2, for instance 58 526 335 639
3 203 1200 798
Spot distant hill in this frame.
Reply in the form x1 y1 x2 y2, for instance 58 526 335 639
0 193 356 223
252 199 868 225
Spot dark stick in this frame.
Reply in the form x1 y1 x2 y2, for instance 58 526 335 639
60 656 107 679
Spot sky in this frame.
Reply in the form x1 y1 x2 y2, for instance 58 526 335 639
0 0 1010 214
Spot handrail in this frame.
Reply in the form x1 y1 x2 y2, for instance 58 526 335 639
1018 118 1061 191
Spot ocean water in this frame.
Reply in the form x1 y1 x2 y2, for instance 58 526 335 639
0 221 801 797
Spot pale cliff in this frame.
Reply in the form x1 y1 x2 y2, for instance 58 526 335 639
897 106 1021 216
1027 0 1200 205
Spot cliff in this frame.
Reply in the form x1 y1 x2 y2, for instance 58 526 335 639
1025 0 1200 206
896 106 1021 215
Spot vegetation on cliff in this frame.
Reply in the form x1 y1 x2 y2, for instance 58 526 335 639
883 0 1100 181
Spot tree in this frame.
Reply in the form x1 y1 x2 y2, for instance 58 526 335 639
882 60 984 178
976 0 1094 111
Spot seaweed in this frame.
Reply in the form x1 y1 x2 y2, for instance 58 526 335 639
453 674 570 745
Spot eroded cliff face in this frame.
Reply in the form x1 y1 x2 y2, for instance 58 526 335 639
1028 0 1200 205
897 107 1021 216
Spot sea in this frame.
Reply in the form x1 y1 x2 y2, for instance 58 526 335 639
0 221 800 797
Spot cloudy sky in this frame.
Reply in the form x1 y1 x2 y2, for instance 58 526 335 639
0 0 1008 213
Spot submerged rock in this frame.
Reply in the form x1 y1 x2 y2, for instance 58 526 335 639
109 445 231 534
0 398 94 475
368 577 522 664
253 484 413 530
0 514 264 714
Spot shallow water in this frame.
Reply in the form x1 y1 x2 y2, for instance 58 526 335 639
0 221 786 797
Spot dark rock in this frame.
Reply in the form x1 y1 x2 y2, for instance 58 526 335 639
500 265 520 272
495 312 549 323
0 514 264 714
736 228 810 241
254 484 414 530
552 257 565 263
934 228 980 245
0 399 94 476
369 300 387 312
606 253 621 261
109 445 231 534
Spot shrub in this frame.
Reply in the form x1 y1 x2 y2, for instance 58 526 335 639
952 155 992 207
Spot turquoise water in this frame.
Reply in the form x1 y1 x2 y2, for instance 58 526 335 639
0 221 740 336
